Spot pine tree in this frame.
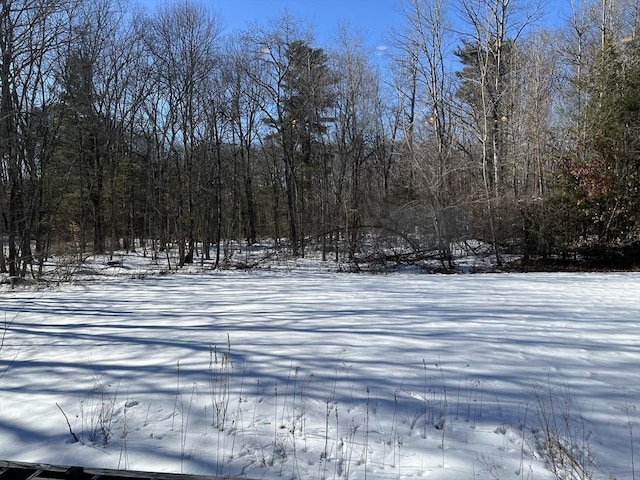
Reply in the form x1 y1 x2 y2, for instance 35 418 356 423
569 32 640 250
282 40 334 256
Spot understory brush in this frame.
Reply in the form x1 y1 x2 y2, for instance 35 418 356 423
0 311 19 380
530 379 595 480
58 374 120 447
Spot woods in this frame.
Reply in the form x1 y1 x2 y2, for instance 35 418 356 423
1 0 639 277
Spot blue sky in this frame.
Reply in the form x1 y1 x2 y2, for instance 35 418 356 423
140 0 571 49
213 0 403 46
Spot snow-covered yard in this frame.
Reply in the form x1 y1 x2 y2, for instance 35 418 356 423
1 269 638 479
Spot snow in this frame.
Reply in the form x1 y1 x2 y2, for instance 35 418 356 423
1 268 639 479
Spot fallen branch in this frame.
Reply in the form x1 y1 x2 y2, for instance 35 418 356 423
56 402 79 443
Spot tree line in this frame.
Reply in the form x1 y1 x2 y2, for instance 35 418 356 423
1 0 639 277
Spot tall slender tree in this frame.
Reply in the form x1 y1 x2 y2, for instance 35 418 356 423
393 0 462 267
1 0 72 276
247 15 333 256
330 25 382 261
141 0 221 265
455 0 542 263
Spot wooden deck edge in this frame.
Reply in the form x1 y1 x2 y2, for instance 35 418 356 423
0 460 242 480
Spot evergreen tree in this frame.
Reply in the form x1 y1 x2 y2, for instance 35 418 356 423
56 50 109 253
569 32 640 248
255 30 335 257
282 40 334 256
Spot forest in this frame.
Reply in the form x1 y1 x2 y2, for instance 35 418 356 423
1 0 639 278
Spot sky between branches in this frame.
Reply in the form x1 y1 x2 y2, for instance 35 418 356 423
138 0 573 50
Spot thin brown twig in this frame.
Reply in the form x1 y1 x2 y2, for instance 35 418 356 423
56 402 80 443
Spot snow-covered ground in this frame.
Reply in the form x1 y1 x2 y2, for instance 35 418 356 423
1 268 638 479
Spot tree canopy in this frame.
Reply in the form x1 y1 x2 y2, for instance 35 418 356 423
1 0 639 277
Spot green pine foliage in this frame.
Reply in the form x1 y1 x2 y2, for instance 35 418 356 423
567 32 640 255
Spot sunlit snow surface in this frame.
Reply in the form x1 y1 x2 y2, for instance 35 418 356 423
1 271 638 479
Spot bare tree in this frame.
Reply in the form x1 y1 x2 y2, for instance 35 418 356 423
1 0 75 277
223 36 261 247
509 30 560 199
329 24 386 261
391 0 464 268
54 0 150 257
140 0 221 266
244 14 330 257
454 0 543 263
